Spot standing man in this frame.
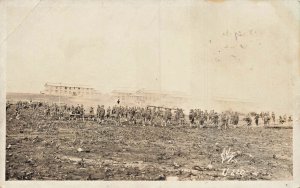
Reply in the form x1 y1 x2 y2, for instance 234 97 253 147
220 112 226 129
279 116 284 124
245 114 252 128
263 114 270 126
255 113 259 126
213 112 219 127
271 112 275 124
189 109 195 127
96 105 101 123
232 112 239 127
100 105 105 124
80 104 85 121
283 114 287 123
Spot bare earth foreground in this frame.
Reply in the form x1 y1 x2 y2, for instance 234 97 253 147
6 108 292 181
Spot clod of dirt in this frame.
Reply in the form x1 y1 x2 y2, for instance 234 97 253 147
78 158 86 168
156 174 166 180
193 165 205 171
173 162 180 169
88 173 105 180
25 158 35 166
207 164 213 170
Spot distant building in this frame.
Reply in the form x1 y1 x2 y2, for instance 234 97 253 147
212 96 255 112
42 82 96 97
111 89 187 107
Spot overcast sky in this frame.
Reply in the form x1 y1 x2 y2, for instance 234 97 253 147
3 0 300 111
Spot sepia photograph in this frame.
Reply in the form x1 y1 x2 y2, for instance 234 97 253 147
0 0 300 187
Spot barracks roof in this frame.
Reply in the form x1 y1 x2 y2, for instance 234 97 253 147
45 82 94 89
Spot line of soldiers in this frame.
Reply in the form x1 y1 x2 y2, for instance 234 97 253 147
189 109 293 129
188 109 239 129
246 112 292 127
8 101 186 126
93 105 186 126
7 101 293 127
8 100 44 119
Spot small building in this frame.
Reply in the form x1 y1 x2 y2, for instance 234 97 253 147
42 82 96 97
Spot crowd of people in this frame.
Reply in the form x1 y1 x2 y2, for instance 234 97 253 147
188 109 240 129
7 100 293 129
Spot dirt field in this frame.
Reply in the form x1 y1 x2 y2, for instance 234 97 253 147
6 107 293 180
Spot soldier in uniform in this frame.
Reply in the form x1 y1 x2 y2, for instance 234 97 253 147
260 112 264 119
162 109 168 126
174 109 180 124
194 110 200 127
254 113 259 126
15 105 20 119
141 108 147 126
71 105 75 113
80 104 85 121
143 108 150 126
219 112 225 129
106 106 111 120
99 105 105 124
232 112 239 127
209 110 214 121
279 116 284 124
199 114 205 128
135 108 143 126
204 110 208 122
283 114 287 123
179 109 185 125
212 112 219 127
152 108 160 127
89 107 94 120
96 105 101 122
6 101 11 110
225 113 230 129
45 105 50 117
244 114 252 128
58 106 64 120
167 109 172 126
189 109 195 127
156 108 162 126
271 112 275 124
263 113 270 126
